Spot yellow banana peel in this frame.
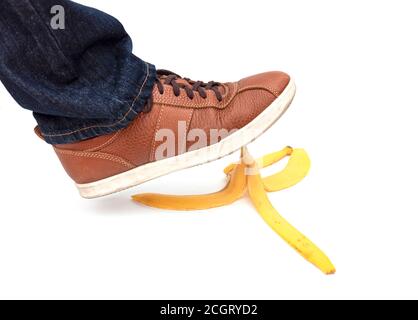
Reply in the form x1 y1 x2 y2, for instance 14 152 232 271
243 148 335 275
262 148 311 192
132 161 247 211
132 146 335 275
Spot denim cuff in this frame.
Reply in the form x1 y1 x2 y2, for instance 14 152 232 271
37 62 156 145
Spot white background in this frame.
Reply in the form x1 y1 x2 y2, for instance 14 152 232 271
1 0 417 300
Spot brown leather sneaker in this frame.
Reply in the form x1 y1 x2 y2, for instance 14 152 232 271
47 70 295 198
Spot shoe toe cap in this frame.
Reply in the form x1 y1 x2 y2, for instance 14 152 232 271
238 71 290 97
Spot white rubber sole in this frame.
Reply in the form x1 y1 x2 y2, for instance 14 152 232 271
77 79 296 199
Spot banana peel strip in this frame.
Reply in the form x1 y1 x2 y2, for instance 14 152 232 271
132 147 335 275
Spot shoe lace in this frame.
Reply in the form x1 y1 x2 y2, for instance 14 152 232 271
144 70 223 113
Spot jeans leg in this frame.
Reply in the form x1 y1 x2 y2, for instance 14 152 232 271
0 0 156 144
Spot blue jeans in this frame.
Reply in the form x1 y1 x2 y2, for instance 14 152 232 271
0 0 156 144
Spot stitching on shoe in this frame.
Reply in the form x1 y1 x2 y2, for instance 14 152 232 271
185 109 194 134
237 85 282 97
42 63 151 137
84 131 122 152
54 148 135 169
149 105 165 162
